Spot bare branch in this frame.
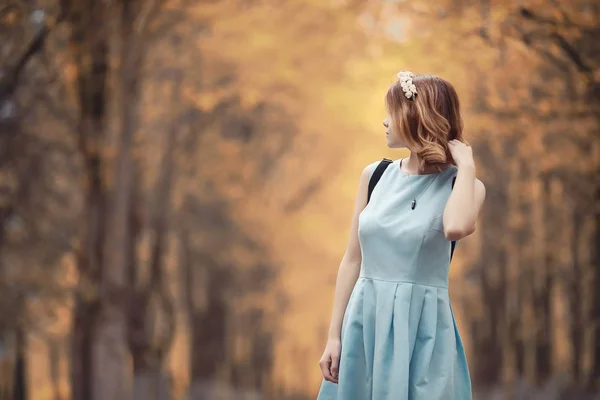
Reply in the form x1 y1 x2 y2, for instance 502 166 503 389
0 8 64 102
550 32 593 75
518 6 575 29
514 7 595 84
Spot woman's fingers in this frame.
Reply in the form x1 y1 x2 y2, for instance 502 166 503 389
319 356 334 382
319 341 341 384
330 355 340 383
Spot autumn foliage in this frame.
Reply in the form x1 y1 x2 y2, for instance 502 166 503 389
0 0 598 399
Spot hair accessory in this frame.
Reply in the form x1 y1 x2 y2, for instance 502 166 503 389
397 71 417 99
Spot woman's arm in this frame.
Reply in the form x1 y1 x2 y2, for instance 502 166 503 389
327 164 371 339
319 163 372 383
443 140 486 241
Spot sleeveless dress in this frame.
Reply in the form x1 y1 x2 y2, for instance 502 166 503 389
317 159 472 400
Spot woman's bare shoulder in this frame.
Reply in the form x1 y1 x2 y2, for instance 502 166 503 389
362 159 387 177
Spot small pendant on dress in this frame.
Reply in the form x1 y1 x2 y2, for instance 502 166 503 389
411 199 417 210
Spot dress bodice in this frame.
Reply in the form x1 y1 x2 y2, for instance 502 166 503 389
357 159 458 287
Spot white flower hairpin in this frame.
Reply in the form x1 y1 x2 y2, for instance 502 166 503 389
397 71 417 100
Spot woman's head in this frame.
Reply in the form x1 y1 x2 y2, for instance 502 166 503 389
383 72 466 170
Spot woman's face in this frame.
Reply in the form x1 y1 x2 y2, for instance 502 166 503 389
383 115 407 149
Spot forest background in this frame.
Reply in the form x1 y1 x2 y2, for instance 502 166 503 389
1 0 599 399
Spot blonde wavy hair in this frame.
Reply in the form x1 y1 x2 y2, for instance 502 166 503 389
386 73 468 172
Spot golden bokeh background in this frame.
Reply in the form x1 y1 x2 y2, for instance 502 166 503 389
1 1 599 399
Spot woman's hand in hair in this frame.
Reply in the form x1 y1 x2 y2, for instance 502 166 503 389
448 139 475 169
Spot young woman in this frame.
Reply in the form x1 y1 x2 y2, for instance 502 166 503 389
316 72 486 400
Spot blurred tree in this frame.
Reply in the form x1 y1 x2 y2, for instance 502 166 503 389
92 0 169 399
0 2 72 400
177 193 278 398
61 0 111 398
126 73 182 400
498 0 599 389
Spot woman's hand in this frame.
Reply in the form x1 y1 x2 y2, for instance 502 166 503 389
319 338 341 383
448 139 475 169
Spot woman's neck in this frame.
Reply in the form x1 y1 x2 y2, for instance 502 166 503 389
403 153 439 175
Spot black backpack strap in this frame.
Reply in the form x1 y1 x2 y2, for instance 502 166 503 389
450 175 457 260
367 158 393 204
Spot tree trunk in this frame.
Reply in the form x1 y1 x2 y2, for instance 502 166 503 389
476 278 502 385
512 281 526 378
47 339 61 400
12 326 26 400
588 168 600 386
71 176 105 400
570 207 583 384
190 306 227 386
534 175 553 383
71 300 97 400
91 0 147 398
132 369 171 400
179 223 228 398
65 0 110 398
508 155 526 379
0 333 10 399
468 138 507 387
188 380 216 400
129 76 180 400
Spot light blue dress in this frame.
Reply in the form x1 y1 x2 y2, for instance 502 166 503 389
317 159 472 400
